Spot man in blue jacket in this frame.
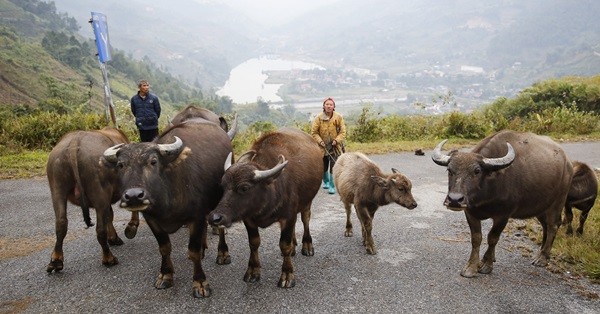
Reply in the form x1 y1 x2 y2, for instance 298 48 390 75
130 79 161 142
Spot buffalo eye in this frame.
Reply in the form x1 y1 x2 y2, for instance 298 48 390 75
150 158 158 166
116 161 124 169
473 167 481 175
237 183 252 193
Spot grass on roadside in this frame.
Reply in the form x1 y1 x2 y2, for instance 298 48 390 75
520 182 600 282
0 150 47 179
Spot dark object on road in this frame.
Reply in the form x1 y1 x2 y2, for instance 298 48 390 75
563 160 598 235
432 130 573 277
208 128 323 289
333 152 417 254
102 120 232 298
46 127 133 272
414 148 425 156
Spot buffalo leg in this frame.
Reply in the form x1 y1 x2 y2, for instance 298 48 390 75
300 207 314 256
106 206 124 246
187 222 211 298
533 210 561 267
95 206 119 266
147 221 175 290
562 204 574 235
243 222 261 283
278 218 297 288
343 201 353 237
462 211 482 278
479 217 509 274
48 196 68 272
356 203 376 255
576 202 594 235
216 227 231 265
124 211 140 239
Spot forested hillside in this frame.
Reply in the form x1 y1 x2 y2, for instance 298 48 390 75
0 0 203 112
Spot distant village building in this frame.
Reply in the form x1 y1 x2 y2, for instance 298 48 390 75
460 65 485 74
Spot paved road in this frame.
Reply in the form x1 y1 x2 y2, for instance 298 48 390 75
1 142 599 313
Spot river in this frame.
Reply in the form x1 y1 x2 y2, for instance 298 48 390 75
216 55 324 104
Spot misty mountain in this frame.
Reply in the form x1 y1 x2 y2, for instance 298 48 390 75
275 0 600 78
51 0 600 93
52 0 262 89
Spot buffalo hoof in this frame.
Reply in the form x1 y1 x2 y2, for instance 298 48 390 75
155 273 174 289
344 230 353 237
124 224 138 239
531 255 549 267
301 244 314 256
277 273 296 288
108 237 124 246
102 255 119 267
460 265 479 278
365 246 377 255
216 252 231 265
192 281 212 298
46 260 64 273
243 268 261 283
478 263 493 274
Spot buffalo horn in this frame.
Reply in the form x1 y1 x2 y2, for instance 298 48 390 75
253 155 288 181
157 136 183 157
227 113 238 140
481 142 515 170
103 143 124 163
431 139 450 166
224 152 233 171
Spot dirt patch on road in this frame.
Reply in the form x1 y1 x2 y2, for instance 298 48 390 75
0 231 85 260
0 297 33 314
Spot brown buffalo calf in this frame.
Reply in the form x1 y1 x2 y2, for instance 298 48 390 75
563 161 598 235
46 127 130 272
333 152 417 255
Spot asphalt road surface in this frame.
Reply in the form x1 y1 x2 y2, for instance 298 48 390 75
1 141 599 313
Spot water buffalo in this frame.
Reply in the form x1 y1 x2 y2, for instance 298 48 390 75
121 105 237 240
333 152 417 255
46 127 130 272
563 161 598 235
102 119 232 298
207 128 323 288
169 105 238 140
432 130 573 277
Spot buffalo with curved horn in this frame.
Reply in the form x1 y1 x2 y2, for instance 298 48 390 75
431 130 573 278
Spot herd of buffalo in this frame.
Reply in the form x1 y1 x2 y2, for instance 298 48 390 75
45 105 598 298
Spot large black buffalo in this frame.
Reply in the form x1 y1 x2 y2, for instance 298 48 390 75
102 120 232 298
169 105 238 140
46 127 130 272
563 160 598 235
207 128 323 288
432 130 573 277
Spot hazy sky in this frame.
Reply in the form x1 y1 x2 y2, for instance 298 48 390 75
215 0 339 26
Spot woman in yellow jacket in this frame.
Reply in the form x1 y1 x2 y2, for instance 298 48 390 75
311 97 347 194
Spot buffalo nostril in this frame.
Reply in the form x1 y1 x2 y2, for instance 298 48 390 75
448 192 464 203
123 188 146 204
211 213 222 225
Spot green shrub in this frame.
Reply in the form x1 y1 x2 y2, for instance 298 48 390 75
349 105 382 143
231 120 277 154
1 111 106 150
443 111 489 139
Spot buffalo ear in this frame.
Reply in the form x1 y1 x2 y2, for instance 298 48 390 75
370 176 389 189
237 150 256 163
99 156 118 169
